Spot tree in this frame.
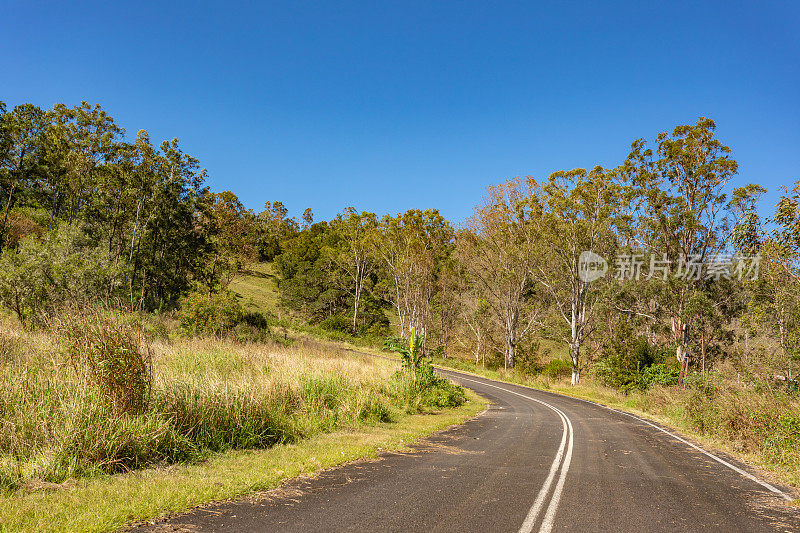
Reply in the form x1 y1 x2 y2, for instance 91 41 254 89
373 209 453 338
531 166 621 384
743 179 800 380
0 103 49 250
198 190 258 292
0 224 121 328
328 208 378 334
624 118 758 382
257 201 298 260
302 207 314 228
457 178 542 369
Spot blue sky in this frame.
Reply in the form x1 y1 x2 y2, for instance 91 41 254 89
2 1 799 223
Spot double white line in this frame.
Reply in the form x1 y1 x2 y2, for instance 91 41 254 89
454 376 574 533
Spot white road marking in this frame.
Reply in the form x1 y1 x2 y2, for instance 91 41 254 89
539 412 573 533
600 404 793 501
445 368 793 503
451 375 575 533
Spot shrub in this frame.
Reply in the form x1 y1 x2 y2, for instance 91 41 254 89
59 311 152 416
383 336 406 352
595 320 671 392
642 363 679 387
542 359 573 380
319 314 352 334
180 290 244 337
0 224 121 329
516 341 550 377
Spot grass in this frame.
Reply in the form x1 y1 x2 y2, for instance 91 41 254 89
0 312 474 531
0 388 484 532
228 262 279 312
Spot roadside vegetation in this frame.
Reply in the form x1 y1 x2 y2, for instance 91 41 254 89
0 311 464 494
1 99 799 520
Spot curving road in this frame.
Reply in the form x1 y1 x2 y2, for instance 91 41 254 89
136 368 800 532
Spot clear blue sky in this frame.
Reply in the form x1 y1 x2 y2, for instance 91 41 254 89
2 1 798 223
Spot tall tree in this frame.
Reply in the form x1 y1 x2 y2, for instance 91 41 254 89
624 118 758 382
374 208 453 338
457 178 542 369
531 166 621 384
328 208 378 333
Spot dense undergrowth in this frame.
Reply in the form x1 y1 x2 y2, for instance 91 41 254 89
0 312 464 492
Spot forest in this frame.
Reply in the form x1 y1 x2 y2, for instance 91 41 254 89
2 100 797 386
2 101 800 501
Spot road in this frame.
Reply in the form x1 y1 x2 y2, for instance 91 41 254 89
135 368 800 532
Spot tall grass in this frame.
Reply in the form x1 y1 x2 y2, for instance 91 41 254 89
0 317 464 492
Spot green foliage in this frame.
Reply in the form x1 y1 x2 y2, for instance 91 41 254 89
0 224 121 328
641 363 679 387
0 101 214 314
542 359 573 379
180 291 245 337
594 320 672 392
515 340 551 377
387 328 426 372
319 314 352 334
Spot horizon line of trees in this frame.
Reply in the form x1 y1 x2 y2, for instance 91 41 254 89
1 101 798 388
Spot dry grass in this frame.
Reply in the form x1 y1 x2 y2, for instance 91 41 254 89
0 316 464 492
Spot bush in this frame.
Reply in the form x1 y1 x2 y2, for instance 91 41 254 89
319 314 352 334
180 290 252 337
542 359 573 379
516 341 550 377
642 363 679 387
59 311 152 416
594 320 671 392
0 224 121 329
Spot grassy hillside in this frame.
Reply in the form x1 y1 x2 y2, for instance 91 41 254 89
228 262 280 312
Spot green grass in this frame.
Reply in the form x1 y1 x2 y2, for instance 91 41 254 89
0 388 485 532
228 262 279 312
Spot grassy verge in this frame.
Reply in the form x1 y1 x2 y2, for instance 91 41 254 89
0 388 485 532
429 355 800 492
0 312 480 531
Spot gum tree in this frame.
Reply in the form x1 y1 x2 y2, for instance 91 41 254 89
457 178 542 369
624 118 760 382
530 167 621 385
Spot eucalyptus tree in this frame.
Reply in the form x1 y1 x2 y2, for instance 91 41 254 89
374 208 453 338
328 207 379 333
128 137 208 309
457 178 542 369
530 166 621 385
198 190 258 293
743 180 800 380
257 201 298 260
623 118 761 382
0 103 49 250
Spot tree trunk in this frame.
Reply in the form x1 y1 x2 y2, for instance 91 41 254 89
569 342 581 385
0 180 18 250
352 289 360 334
675 320 690 386
505 339 516 369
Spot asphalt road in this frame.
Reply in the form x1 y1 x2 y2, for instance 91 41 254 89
135 368 800 532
